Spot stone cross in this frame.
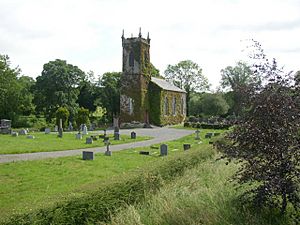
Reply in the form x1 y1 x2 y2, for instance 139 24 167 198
105 139 112 156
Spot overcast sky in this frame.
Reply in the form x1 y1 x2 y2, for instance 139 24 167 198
1 0 300 89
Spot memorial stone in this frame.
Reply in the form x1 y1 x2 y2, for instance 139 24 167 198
76 133 82 139
82 124 88 135
160 144 168 156
195 129 200 140
19 129 27 135
27 135 35 139
131 131 136 139
183 144 191 151
86 137 93 144
11 132 18 137
82 151 94 160
45 128 51 134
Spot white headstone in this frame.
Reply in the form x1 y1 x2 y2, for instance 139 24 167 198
45 128 51 134
82 125 88 135
19 129 27 135
54 125 58 132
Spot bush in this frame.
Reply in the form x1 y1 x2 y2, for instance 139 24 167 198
76 107 90 128
3 147 215 225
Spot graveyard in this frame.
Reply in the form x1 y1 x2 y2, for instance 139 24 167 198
0 130 151 154
0 129 219 222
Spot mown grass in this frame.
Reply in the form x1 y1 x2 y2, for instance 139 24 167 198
0 130 221 222
0 132 151 154
105 157 297 225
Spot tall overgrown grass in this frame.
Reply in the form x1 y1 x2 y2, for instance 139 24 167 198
104 158 296 225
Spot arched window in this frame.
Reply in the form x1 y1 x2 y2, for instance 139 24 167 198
129 51 134 67
181 96 185 115
164 97 169 115
172 96 176 115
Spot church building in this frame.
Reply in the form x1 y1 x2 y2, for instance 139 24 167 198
120 30 186 127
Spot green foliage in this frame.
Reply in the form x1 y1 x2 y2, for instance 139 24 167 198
77 71 97 112
200 93 229 116
97 72 121 121
216 41 300 217
55 107 69 128
33 59 85 121
164 60 210 115
220 61 260 116
0 55 35 122
3 146 214 225
75 107 90 127
189 93 229 117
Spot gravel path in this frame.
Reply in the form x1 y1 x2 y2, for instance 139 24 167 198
0 127 193 164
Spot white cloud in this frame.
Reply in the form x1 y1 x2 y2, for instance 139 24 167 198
0 0 300 88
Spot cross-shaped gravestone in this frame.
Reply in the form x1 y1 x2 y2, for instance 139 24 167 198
105 139 112 156
195 129 200 140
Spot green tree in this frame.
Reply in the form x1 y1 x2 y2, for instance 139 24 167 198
77 71 97 112
220 61 260 115
55 107 70 128
76 107 90 128
34 59 85 121
200 93 229 117
216 41 300 217
0 55 35 123
164 60 210 115
97 72 121 121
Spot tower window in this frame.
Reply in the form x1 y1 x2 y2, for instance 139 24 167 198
129 51 134 67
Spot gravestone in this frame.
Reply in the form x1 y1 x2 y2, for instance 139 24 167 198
114 126 120 140
160 144 168 156
27 135 35 139
82 151 94 160
86 137 93 144
58 119 63 138
76 133 82 139
89 124 94 131
82 124 88 135
183 144 191 151
0 119 11 134
105 137 112 156
103 129 107 136
68 122 73 131
19 129 27 135
11 132 18 137
139 151 150 155
45 128 51 134
54 125 58 132
205 133 213 139
195 129 200 140
131 131 136 139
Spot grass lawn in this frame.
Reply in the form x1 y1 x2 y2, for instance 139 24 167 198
0 129 222 220
0 132 151 154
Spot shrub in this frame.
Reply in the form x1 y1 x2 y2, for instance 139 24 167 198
76 107 90 128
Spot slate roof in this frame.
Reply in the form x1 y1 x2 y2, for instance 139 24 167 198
151 77 186 93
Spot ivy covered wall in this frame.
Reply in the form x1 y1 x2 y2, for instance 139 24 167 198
149 82 186 126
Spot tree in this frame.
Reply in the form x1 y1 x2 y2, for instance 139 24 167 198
76 107 90 128
216 41 300 217
77 71 97 112
96 72 121 121
0 55 35 123
164 60 210 115
220 61 260 116
200 93 229 117
34 59 85 121
55 107 70 128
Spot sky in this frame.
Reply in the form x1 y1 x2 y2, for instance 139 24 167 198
1 0 300 89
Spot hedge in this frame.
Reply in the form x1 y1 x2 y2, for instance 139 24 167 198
3 146 215 225
184 122 231 130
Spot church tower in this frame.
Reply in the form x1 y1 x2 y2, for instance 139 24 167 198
120 29 151 125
